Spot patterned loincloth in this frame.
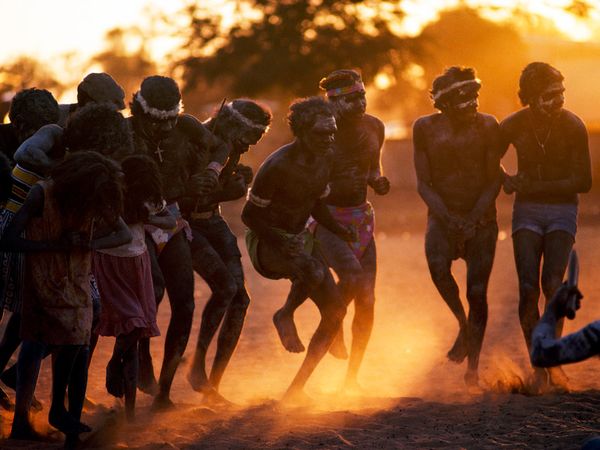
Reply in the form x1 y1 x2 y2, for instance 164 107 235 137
310 202 374 260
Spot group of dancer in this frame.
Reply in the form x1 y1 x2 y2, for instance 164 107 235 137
0 59 591 448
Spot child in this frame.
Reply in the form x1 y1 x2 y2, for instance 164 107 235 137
92 155 172 420
0 151 130 446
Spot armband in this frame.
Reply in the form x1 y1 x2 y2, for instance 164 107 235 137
247 190 271 208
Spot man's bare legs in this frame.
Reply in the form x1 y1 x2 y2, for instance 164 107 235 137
513 229 573 390
425 217 469 362
463 223 497 385
258 241 346 402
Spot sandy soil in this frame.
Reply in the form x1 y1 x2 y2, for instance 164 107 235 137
1 219 600 449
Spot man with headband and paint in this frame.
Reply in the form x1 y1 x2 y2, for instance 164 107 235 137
270 70 389 392
500 63 591 393
413 66 503 388
129 75 231 409
181 99 272 405
242 97 352 403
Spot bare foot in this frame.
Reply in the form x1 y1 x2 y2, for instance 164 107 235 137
106 359 124 398
187 369 211 394
342 379 365 395
281 388 314 407
273 309 305 353
328 328 348 360
526 367 549 395
447 327 468 363
151 394 175 412
137 355 158 395
548 366 570 393
202 388 236 408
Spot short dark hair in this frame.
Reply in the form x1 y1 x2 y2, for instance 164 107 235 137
518 62 564 106
130 75 181 117
64 103 133 161
50 151 124 226
319 69 362 92
8 88 59 130
431 66 478 110
287 97 333 137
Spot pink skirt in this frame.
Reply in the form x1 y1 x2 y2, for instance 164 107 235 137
92 251 160 338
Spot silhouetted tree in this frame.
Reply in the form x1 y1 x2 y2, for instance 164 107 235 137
92 27 157 104
176 0 421 98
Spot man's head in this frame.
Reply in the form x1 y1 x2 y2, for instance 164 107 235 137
9 88 59 143
319 69 366 121
288 96 336 155
518 62 565 119
77 72 125 110
64 103 133 161
130 75 182 141
215 99 272 154
431 66 481 123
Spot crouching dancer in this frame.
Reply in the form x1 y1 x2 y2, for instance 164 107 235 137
242 97 352 403
413 67 503 387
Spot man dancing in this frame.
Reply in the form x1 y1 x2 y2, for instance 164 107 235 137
413 67 503 387
242 97 351 402
183 99 272 404
129 75 230 409
272 70 389 391
501 62 591 391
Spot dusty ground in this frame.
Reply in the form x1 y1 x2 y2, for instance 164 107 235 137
1 216 600 449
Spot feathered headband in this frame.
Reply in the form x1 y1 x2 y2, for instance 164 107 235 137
135 91 183 120
225 103 269 132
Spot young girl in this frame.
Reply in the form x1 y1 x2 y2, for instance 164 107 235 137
0 151 130 445
92 154 173 421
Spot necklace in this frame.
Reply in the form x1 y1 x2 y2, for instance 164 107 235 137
528 110 553 155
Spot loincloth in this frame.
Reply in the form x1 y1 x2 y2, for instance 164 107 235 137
309 202 374 260
144 202 192 255
245 227 314 280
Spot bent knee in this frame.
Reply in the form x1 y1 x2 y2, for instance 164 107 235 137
519 282 540 302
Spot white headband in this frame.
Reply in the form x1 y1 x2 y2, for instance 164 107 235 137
432 79 481 102
136 91 183 120
225 103 269 133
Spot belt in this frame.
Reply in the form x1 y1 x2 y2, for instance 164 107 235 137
190 206 221 220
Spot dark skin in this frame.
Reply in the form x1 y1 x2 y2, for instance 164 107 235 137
242 114 351 402
413 86 503 387
184 114 264 405
500 80 591 390
130 110 232 409
278 87 389 391
0 183 130 440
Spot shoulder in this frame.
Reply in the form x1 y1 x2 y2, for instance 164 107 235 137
560 109 587 134
255 144 292 178
362 114 385 132
413 113 441 131
499 108 527 131
477 112 499 127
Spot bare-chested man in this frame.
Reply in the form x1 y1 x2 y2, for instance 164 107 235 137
271 70 389 391
182 99 272 405
242 97 351 402
413 67 503 387
500 62 591 392
128 75 230 409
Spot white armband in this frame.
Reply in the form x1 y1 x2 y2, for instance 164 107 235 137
247 190 271 208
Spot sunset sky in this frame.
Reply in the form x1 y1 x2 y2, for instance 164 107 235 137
1 0 599 66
